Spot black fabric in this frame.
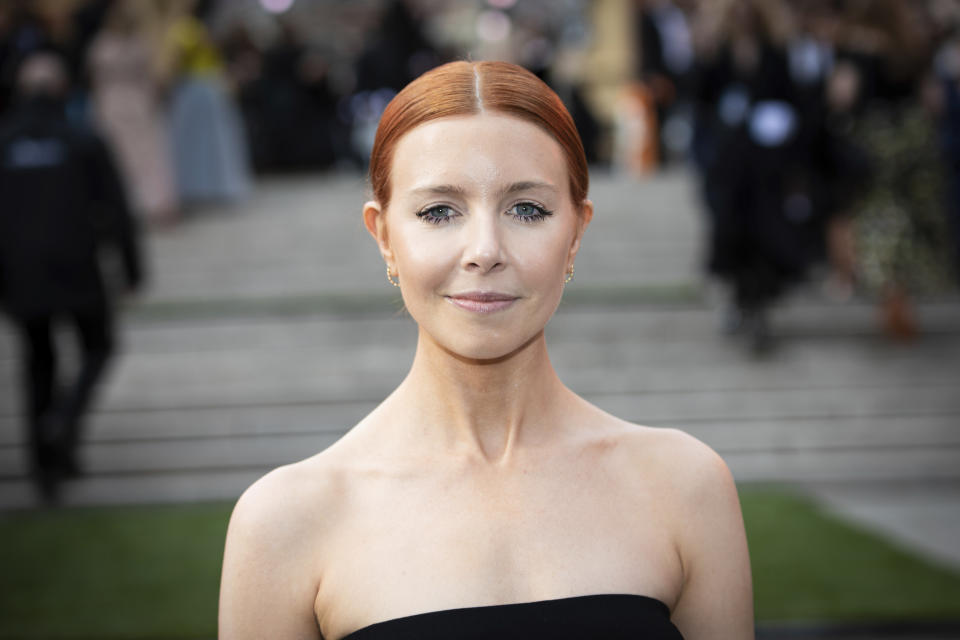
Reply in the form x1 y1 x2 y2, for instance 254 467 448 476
0 96 142 316
0 96 140 500
693 42 824 309
16 305 114 477
341 594 684 640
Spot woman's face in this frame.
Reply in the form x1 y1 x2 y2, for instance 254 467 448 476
364 113 592 361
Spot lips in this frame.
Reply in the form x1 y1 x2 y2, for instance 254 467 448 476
446 291 519 314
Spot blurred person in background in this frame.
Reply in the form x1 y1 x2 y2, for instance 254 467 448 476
161 0 251 207
88 0 179 228
236 19 340 173
796 0 870 303
64 0 113 106
692 0 823 353
549 52 603 167
354 0 441 95
0 0 106 122
932 0 960 282
633 0 696 166
0 1 58 117
833 0 954 339
347 0 444 165
0 51 143 502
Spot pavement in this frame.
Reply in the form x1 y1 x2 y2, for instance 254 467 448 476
1 167 959 580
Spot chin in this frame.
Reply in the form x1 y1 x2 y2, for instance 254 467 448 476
434 329 545 364
412 296 559 362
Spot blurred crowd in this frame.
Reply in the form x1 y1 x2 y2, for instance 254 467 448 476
2 0 957 319
0 0 597 224
2 0 960 500
0 0 260 228
0 0 957 337
0 0 597 501
633 0 960 349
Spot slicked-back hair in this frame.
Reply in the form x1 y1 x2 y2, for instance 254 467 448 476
368 60 589 212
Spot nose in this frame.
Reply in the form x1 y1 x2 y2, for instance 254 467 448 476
460 211 505 274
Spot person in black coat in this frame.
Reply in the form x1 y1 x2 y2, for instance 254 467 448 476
0 51 143 501
693 0 822 353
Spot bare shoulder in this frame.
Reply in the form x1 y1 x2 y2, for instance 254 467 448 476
599 420 744 561
225 418 392 549
604 422 752 638
638 426 742 535
219 448 352 638
602 420 734 498
229 449 346 545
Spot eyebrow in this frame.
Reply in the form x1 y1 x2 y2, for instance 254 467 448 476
409 181 558 198
501 180 557 196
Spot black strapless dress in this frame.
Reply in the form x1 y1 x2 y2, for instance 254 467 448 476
340 594 684 639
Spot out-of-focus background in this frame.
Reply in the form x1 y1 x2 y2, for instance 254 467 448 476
1 0 960 637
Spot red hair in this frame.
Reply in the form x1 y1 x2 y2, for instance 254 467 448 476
369 60 589 211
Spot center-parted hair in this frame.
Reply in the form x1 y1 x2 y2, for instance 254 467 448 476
369 60 589 211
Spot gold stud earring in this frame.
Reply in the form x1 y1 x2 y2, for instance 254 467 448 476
386 266 399 287
564 266 574 284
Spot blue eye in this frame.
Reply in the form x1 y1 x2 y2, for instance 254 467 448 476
508 202 553 222
416 205 456 224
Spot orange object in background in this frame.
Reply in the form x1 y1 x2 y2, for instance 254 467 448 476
614 83 659 176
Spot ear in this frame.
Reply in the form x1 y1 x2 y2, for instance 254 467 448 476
363 200 394 266
567 199 594 266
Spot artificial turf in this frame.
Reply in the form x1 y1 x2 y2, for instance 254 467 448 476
0 488 959 638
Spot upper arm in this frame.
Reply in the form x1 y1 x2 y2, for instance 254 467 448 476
669 438 754 639
219 470 323 639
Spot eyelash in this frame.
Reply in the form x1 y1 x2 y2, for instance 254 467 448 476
415 202 554 225
416 205 456 225
509 202 554 223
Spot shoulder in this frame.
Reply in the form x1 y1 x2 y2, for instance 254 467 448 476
223 449 359 596
227 451 348 554
219 452 351 637
605 422 733 494
609 424 753 636
651 427 733 493
602 422 741 541
224 429 384 558
645 428 741 532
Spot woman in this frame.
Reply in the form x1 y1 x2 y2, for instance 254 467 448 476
833 0 954 339
88 0 179 227
219 61 753 639
161 0 251 205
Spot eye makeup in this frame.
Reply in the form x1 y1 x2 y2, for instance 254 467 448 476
507 201 554 223
416 204 458 224
415 201 554 225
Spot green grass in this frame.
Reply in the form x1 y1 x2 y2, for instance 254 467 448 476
744 486 960 623
1 488 959 638
0 503 232 639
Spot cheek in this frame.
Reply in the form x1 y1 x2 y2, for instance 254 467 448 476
388 217 576 290
518 229 575 277
392 225 454 286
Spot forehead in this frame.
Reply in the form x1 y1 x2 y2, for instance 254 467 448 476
389 113 568 199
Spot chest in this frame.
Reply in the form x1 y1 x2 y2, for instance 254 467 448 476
315 469 682 638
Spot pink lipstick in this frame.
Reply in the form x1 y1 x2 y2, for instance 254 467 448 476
446 291 518 314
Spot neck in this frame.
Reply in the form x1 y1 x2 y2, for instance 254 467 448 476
395 328 569 465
